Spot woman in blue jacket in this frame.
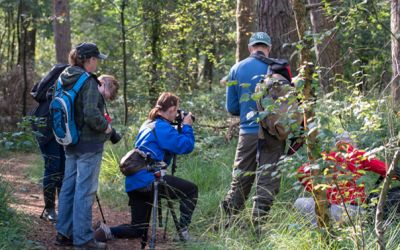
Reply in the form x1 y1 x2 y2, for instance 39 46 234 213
95 92 197 242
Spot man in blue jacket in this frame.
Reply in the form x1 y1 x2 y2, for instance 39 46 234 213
222 32 280 226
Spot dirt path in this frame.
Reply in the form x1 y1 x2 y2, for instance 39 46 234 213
0 153 176 250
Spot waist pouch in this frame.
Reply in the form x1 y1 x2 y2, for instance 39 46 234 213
119 149 150 176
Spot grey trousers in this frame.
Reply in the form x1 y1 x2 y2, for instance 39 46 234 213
223 131 284 220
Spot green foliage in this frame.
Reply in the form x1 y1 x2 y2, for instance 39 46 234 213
0 117 37 152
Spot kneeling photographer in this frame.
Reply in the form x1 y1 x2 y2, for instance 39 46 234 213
95 92 197 243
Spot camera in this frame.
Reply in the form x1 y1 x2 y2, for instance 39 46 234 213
110 128 122 144
175 109 195 124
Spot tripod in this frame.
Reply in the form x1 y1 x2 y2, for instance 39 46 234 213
141 168 184 250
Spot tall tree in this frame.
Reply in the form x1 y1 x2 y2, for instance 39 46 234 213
257 0 297 67
291 0 329 228
142 0 162 104
120 0 128 126
18 0 36 116
308 0 342 93
236 0 255 62
52 0 71 64
391 0 400 105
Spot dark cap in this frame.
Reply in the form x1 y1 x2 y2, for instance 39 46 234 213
75 42 107 60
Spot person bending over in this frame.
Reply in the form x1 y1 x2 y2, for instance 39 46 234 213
95 92 198 242
294 136 386 226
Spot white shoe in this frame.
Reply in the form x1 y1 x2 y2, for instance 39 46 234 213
174 228 192 242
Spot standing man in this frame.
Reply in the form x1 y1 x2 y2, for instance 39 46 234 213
222 32 280 227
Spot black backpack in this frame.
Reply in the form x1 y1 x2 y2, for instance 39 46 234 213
30 63 69 145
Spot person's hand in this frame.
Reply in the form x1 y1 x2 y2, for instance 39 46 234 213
105 123 112 134
182 112 193 126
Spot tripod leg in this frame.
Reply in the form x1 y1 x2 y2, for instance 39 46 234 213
150 181 159 250
158 198 163 227
163 210 169 240
163 185 184 241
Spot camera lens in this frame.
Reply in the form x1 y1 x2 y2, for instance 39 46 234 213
110 128 122 144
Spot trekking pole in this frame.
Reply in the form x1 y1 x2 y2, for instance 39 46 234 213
40 207 46 219
96 194 106 224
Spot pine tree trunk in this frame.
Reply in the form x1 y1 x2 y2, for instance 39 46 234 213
391 0 400 105
257 0 297 66
17 0 36 116
52 0 71 64
236 0 255 62
308 0 342 93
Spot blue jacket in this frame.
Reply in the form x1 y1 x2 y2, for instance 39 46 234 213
226 54 269 134
125 117 195 192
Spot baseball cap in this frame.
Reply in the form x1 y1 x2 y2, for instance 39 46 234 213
75 42 107 60
248 32 272 47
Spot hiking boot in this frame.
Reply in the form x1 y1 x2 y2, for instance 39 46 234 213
74 239 107 250
54 233 73 246
173 228 193 242
94 222 114 242
43 208 57 222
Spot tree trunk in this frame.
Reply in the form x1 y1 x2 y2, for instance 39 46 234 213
375 150 400 250
257 0 297 67
204 54 214 91
308 0 342 93
236 0 255 62
142 1 162 104
291 0 328 228
121 0 128 126
9 11 16 70
391 0 400 105
52 0 71 64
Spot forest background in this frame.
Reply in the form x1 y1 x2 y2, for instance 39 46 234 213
1 0 400 249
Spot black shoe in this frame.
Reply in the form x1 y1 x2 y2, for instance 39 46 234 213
74 239 107 250
55 233 73 246
43 208 57 222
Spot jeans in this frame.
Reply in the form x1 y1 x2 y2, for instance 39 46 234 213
56 150 103 245
110 175 198 239
38 138 65 209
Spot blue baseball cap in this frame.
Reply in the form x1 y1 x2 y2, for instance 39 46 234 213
248 32 272 47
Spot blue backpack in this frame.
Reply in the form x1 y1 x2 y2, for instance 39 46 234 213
50 72 90 146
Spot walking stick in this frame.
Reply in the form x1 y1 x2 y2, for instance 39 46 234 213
96 194 106 224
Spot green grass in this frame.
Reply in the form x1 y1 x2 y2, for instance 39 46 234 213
23 134 400 250
0 174 41 249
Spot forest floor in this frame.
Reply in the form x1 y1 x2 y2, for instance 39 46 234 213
0 153 177 250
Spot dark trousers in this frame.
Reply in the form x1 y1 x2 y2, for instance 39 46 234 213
253 129 285 220
38 138 65 209
110 175 198 239
222 131 284 221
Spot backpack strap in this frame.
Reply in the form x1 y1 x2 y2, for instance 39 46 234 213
55 72 90 94
250 52 292 81
71 72 91 94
